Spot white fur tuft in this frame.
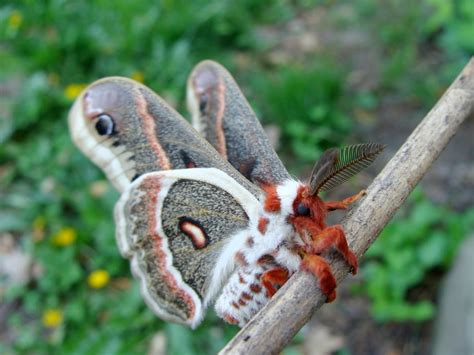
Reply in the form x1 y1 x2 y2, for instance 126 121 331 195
276 180 301 216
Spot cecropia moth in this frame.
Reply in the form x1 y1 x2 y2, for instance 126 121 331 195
68 60 384 328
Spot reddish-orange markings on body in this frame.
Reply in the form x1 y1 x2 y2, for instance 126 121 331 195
241 292 253 301
223 314 238 325
250 283 262 293
262 184 281 212
257 217 269 234
235 252 248 266
261 267 289 297
246 237 255 247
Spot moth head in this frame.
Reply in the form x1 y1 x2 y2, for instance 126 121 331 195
289 144 385 231
289 185 326 227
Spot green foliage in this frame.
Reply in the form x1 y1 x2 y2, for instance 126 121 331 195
253 63 351 162
424 0 474 54
357 190 474 322
353 0 473 103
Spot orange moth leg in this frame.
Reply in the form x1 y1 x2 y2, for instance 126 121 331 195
309 225 358 274
300 254 337 302
325 189 366 211
261 267 289 297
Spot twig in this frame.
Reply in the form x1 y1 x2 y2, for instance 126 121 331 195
220 58 474 354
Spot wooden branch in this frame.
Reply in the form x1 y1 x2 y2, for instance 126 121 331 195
220 58 474 355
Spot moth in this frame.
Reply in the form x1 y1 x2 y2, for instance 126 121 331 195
68 60 384 328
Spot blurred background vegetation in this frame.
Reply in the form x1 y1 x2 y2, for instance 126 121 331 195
1 0 473 354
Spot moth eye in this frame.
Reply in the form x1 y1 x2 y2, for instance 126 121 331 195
199 93 208 113
94 114 115 136
296 202 310 216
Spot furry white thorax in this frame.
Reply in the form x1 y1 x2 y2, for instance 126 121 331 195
208 179 303 295
214 179 305 325
245 179 302 268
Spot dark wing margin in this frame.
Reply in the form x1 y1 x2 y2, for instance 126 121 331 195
309 143 385 195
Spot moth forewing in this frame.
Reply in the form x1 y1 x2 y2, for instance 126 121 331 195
114 168 261 328
68 76 262 198
187 60 291 185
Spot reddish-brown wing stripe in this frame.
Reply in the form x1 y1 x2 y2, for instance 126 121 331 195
135 90 171 170
214 78 227 159
178 217 209 249
143 176 196 320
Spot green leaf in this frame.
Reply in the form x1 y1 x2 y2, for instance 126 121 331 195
418 232 447 268
166 323 195 355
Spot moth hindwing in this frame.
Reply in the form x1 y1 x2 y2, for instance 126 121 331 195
114 167 260 328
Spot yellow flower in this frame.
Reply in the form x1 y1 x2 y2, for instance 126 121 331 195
42 309 63 328
64 83 87 100
32 216 46 241
8 10 23 30
52 227 77 247
88 269 110 289
131 71 145 83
